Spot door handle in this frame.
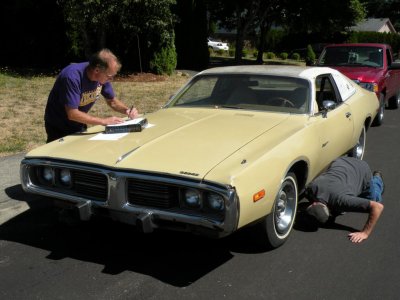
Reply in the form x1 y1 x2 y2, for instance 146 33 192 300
345 112 351 118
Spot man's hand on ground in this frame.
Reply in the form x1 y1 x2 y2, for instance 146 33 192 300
348 231 368 243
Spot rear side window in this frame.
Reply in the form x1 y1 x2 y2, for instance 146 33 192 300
332 73 356 101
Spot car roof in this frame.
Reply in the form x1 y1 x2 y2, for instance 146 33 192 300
197 65 339 81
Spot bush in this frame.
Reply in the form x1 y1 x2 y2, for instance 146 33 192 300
150 43 177 75
305 44 316 66
253 50 258 58
291 52 301 61
265 52 276 59
280 52 288 60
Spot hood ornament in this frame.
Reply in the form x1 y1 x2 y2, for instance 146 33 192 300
116 147 140 164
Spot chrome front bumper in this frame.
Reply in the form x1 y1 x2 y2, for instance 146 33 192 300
20 158 239 238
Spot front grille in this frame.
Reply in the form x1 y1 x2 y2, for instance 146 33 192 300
127 178 179 208
73 170 108 201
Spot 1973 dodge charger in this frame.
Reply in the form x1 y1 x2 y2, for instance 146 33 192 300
21 65 379 248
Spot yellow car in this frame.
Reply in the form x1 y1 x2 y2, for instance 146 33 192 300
21 65 378 248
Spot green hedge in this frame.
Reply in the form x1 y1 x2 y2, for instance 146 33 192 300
346 31 400 54
265 52 276 59
291 53 301 61
280 52 288 60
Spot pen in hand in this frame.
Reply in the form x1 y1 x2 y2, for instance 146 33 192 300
128 104 134 120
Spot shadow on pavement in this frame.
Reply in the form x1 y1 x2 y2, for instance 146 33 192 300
0 194 274 287
0 205 232 287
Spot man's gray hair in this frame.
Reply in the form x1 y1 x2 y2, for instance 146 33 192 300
89 48 121 71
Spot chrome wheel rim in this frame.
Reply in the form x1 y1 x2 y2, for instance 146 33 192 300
274 177 297 235
378 101 384 121
355 127 366 159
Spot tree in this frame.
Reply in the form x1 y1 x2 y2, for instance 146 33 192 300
305 44 316 65
255 0 285 63
206 0 366 64
173 0 209 70
284 0 366 34
0 0 68 68
57 0 177 72
206 0 261 63
57 0 115 58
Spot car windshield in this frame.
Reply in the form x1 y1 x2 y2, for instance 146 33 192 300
168 74 311 114
319 46 384 68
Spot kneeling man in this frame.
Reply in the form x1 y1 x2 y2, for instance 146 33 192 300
305 156 384 243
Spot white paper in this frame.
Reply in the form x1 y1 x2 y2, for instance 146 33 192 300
106 117 146 127
89 132 128 141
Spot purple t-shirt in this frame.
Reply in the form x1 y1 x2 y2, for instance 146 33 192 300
45 62 115 132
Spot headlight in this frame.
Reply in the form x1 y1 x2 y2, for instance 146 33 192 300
42 167 53 182
59 169 72 186
207 193 225 211
359 82 378 93
184 189 201 208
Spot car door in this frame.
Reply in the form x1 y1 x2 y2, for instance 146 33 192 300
310 74 354 171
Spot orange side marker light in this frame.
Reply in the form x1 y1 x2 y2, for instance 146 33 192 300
253 189 265 202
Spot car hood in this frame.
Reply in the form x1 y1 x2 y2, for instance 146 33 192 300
331 66 384 83
27 108 298 179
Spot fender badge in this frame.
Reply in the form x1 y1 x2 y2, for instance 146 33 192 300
180 171 199 177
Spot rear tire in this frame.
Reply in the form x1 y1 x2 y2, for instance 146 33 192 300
256 172 298 248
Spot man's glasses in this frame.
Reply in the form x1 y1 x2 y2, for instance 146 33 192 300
99 68 116 80
104 72 116 79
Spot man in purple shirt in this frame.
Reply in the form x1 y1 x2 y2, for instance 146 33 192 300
44 48 138 142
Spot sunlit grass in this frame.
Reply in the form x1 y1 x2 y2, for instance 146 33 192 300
0 71 190 157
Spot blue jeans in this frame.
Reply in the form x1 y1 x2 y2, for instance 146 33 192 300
368 176 384 202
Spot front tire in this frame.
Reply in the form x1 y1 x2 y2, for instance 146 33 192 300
349 125 366 160
257 172 298 248
388 91 400 109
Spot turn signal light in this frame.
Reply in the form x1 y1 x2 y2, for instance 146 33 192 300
253 189 265 202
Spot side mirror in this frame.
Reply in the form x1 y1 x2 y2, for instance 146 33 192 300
321 100 336 118
388 62 400 70
322 100 336 110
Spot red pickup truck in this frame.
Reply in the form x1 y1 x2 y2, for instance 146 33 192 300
317 43 400 125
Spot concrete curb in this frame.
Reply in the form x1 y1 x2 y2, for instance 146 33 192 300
0 153 32 225
0 200 30 225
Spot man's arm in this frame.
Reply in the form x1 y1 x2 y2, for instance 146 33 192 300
65 106 124 126
348 201 384 243
106 97 138 119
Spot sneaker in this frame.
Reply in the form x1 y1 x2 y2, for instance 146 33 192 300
306 202 330 224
